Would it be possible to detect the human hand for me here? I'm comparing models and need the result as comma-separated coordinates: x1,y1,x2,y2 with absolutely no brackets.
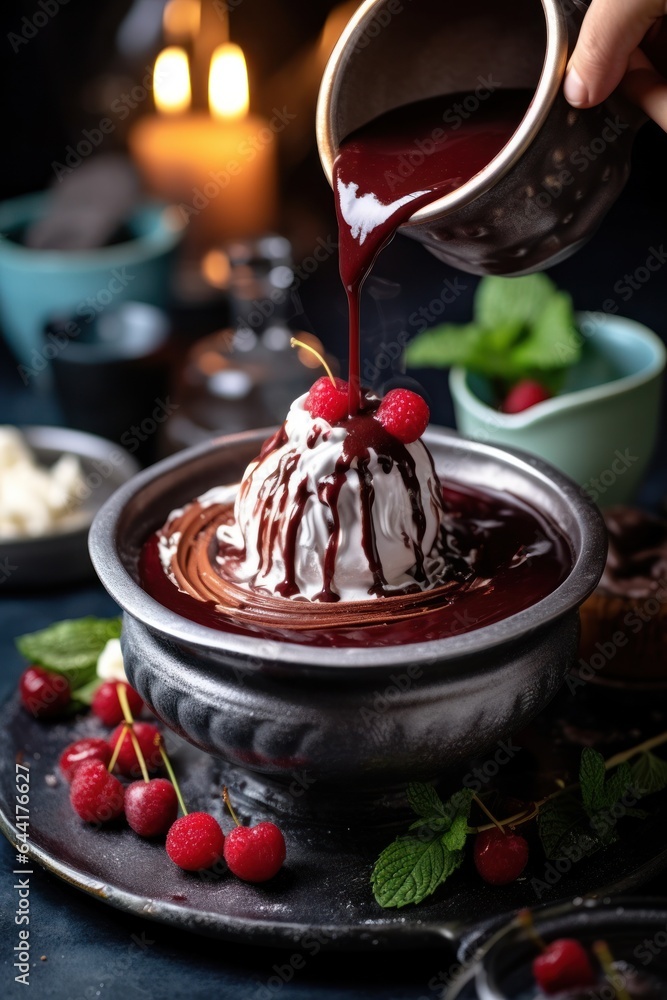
564,0,667,129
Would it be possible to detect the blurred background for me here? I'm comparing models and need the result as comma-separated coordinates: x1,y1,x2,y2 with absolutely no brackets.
0,0,665,500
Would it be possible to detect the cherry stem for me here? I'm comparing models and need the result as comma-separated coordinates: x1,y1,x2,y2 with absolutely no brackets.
107,725,127,774
472,793,505,834
222,786,241,826
158,742,188,817
290,337,336,388
517,909,547,953
115,683,150,783
470,728,667,834
593,940,631,1000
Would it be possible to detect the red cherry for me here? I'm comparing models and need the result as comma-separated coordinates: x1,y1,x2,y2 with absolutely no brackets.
305,376,349,424
502,379,552,414
125,779,178,837
533,938,597,995
166,813,226,871
19,666,71,719
109,722,162,778
92,681,144,726
224,822,286,883
376,389,430,443
473,827,529,885
69,760,125,823
59,738,112,782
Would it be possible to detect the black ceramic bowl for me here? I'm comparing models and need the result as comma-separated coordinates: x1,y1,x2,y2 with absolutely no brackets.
89,427,605,823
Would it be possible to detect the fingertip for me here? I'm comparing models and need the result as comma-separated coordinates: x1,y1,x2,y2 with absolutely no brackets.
564,65,590,108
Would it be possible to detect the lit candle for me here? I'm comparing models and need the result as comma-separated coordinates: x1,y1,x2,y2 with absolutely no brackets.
129,41,277,246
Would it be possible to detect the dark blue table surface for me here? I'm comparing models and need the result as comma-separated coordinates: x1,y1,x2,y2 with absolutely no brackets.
1,122,667,999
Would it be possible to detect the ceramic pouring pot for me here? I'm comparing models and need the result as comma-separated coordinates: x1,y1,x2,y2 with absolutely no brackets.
316,0,644,276
89,428,605,825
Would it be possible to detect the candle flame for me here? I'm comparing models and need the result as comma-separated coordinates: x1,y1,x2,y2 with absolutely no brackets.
209,43,249,121
154,46,191,114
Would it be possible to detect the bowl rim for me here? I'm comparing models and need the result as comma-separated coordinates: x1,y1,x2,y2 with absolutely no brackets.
89,425,606,671
0,193,184,270
316,0,566,225
449,312,667,429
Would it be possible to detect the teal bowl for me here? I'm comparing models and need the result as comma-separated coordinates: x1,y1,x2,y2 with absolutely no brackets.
0,193,183,370
449,313,666,507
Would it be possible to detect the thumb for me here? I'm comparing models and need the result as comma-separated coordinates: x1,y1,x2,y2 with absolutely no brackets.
564,0,664,107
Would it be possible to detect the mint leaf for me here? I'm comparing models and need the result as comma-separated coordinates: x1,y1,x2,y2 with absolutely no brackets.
474,274,557,330
579,748,607,815
631,752,667,797
601,761,634,808
407,782,447,819
441,812,470,852
405,322,485,369
538,794,602,861
511,293,581,373
16,617,122,689
371,835,463,908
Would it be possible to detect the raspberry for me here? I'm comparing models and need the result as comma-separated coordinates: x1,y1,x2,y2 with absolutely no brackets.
92,681,144,726
69,760,125,823
473,827,529,885
376,389,430,443
166,813,225,871
59,738,112,782
125,779,178,838
223,822,286,883
502,379,552,413
305,377,349,423
19,666,71,719
109,722,162,778
533,939,597,995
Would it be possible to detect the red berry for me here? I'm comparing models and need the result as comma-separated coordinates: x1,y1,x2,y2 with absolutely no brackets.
59,738,112,782
19,666,71,719
109,722,162,778
224,822,286,882
533,938,597,995
305,376,349,424
502,379,552,414
125,779,178,837
473,827,529,885
166,813,225,871
376,389,430,443
92,681,144,726
69,760,125,823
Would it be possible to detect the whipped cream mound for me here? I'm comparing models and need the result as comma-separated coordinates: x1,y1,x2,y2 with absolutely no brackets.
217,392,446,602
0,426,86,539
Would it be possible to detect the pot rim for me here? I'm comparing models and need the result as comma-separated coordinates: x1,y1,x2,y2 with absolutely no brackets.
316,0,568,226
89,426,606,671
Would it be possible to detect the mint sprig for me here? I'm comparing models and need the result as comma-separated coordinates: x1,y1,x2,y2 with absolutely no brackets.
372,733,667,909
16,616,122,691
371,785,473,908
404,273,582,386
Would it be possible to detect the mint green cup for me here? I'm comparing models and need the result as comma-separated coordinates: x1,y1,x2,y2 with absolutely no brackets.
449,313,665,507
0,193,183,370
